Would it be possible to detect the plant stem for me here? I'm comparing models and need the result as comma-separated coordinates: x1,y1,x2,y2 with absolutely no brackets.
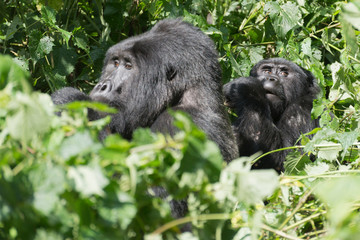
150,213,232,235
261,224,302,240
282,212,324,232
279,189,314,230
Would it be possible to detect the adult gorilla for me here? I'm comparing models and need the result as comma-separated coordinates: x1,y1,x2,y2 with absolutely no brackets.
52,19,238,163
223,58,320,173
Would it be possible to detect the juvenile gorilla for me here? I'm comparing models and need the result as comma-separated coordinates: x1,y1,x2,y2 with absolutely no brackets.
223,58,320,173
52,19,238,162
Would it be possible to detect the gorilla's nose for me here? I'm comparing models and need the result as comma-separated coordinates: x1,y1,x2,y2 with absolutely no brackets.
267,76,278,82
95,81,112,93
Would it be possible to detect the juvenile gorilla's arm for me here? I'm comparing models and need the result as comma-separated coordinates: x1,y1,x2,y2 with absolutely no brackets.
223,77,285,170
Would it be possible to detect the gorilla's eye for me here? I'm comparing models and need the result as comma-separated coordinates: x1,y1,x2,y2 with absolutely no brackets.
114,59,120,68
280,71,288,77
125,62,133,70
264,70,272,74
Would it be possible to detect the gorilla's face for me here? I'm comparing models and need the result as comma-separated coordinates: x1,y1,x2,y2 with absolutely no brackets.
251,58,312,118
90,46,139,107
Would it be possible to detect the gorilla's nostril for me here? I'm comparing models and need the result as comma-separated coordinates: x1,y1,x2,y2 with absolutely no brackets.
101,84,107,91
116,87,122,95
98,81,112,92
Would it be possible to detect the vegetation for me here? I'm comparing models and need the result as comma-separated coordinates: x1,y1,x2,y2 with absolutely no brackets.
1,0,360,239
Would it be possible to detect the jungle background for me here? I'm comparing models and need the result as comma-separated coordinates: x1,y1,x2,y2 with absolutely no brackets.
1,0,360,239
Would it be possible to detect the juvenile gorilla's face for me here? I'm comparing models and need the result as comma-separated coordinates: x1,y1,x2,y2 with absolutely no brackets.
250,59,311,118
90,46,139,106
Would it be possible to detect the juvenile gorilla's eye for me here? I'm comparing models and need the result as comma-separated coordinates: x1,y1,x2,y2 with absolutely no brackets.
280,71,288,77
264,70,272,74
125,62,133,70
114,59,120,68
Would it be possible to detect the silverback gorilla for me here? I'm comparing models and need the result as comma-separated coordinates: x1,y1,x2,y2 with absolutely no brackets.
51,19,238,219
223,58,320,173
52,19,238,162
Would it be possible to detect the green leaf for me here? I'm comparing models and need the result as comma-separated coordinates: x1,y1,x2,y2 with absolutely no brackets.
5,16,22,41
99,192,136,229
340,16,359,56
73,30,90,52
28,33,54,62
53,46,78,76
57,27,72,45
180,138,222,184
38,0,63,11
284,151,312,175
264,2,303,38
249,47,264,65
338,131,359,158
173,111,223,184
65,101,118,114
41,6,56,27
301,37,312,57
28,30,42,61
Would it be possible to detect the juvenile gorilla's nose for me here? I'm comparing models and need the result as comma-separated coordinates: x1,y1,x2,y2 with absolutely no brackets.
268,76,278,82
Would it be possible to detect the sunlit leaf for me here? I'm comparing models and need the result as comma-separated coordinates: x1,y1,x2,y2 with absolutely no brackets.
342,2,360,30
68,163,109,196
29,163,66,214
59,131,101,159
214,158,279,205
0,55,31,92
315,176,360,225
34,229,62,240
317,141,342,161
6,92,53,142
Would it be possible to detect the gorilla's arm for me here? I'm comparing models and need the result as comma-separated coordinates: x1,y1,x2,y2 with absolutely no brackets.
277,95,318,144
51,87,104,122
223,77,286,171
51,87,90,105
151,87,238,163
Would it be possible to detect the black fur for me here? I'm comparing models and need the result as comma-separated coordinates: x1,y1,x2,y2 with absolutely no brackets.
223,58,320,173
52,19,238,220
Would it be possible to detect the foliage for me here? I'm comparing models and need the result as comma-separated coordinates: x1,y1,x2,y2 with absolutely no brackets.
1,0,360,239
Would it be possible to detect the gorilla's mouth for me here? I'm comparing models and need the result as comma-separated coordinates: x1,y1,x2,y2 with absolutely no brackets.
224,99,230,106
224,98,234,108
265,90,280,101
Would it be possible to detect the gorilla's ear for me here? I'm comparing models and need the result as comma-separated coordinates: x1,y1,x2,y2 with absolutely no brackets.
166,65,177,81
300,66,316,85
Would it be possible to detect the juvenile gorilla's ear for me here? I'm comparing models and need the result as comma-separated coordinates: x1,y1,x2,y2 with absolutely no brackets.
300,66,316,85
166,65,177,81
